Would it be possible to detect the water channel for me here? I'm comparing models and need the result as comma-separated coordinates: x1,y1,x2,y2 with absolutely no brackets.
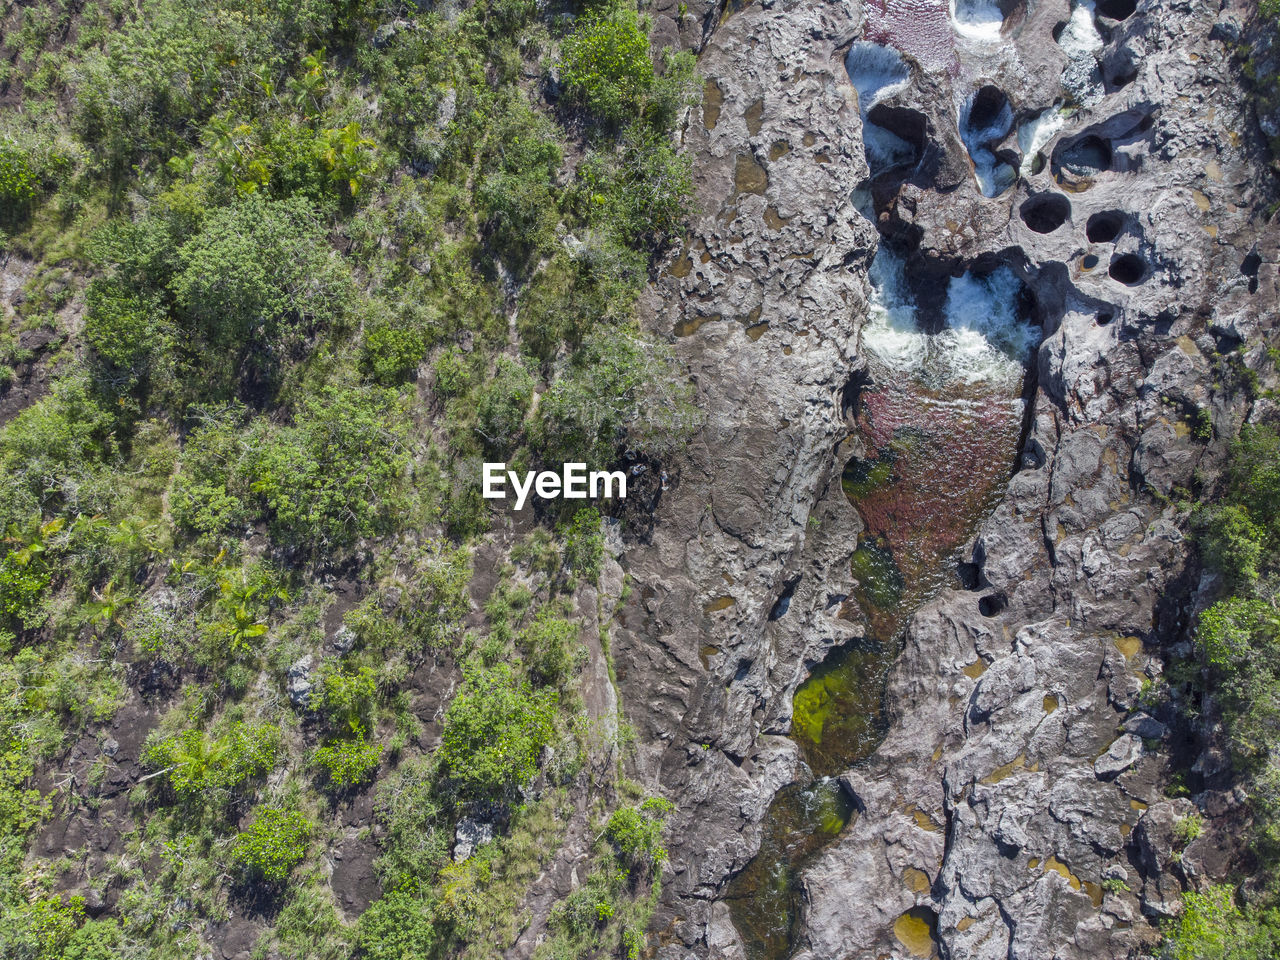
724,248,1039,959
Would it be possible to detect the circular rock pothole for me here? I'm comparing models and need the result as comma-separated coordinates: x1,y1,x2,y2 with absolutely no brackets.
979,593,1007,617
1096,0,1137,20
1019,193,1071,233
1108,253,1146,285
1086,210,1125,243
966,86,1011,136
1054,135,1112,182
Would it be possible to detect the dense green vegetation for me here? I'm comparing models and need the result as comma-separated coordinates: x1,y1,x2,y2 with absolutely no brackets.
0,0,697,955
1164,422,1280,957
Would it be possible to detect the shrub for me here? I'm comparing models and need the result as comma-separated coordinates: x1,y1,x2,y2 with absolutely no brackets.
249,384,410,549
0,144,38,207
562,507,605,582
313,731,382,789
646,48,700,132
313,662,377,728
558,6,655,128
169,406,256,539
1164,885,1280,960
535,330,699,467
143,721,279,797
356,886,439,960
229,805,312,882
578,131,695,249
434,348,473,398
518,608,586,689
475,97,563,266
474,356,535,455
516,244,646,360
83,281,173,391
61,919,123,960
363,319,426,385
549,875,616,936
604,796,673,874
1174,812,1204,846
373,757,452,885
436,662,558,799
345,541,471,652
169,195,350,387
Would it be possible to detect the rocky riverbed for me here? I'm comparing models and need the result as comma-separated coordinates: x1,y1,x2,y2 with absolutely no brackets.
612,0,1280,957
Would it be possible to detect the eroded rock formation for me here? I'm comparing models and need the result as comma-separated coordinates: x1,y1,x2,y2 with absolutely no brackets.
616,0,1280,957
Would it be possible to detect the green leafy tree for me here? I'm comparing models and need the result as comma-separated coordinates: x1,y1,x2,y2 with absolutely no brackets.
436,662,558,799
0,377,116,526
0,893,86,959
558,6,655,128
1196,426,1280,588
230,805,312,883
60,919,123,960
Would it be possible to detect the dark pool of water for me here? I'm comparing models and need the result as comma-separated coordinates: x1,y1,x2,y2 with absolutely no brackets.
722,779,856,960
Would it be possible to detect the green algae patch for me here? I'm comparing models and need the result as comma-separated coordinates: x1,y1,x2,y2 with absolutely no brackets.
841,454,893,501
789,642,890,777
894,907,939,957
849,537,904,613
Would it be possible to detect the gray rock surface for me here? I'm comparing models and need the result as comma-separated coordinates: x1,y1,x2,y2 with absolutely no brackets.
598,0,1277,957
286,654,314,708
453,816,495,863
611,0,874,944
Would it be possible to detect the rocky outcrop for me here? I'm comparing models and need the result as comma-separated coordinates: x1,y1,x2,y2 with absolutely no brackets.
610,0,874,944
611,0,1279,958
797,0,1279,958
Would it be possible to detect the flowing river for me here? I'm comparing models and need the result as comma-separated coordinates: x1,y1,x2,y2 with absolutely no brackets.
724,248,1039,959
